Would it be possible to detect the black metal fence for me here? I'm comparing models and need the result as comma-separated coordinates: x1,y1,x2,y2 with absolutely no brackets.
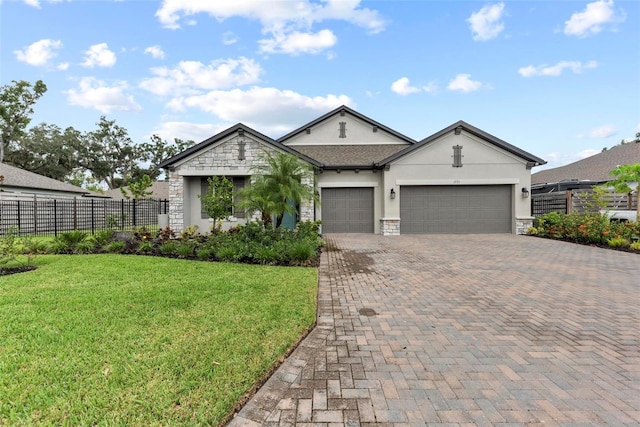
0,197,168,237
531,192,568,216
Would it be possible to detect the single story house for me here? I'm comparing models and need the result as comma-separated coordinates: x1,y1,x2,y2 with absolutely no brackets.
0,162,105,198
104,181,169,200
532,139,640,192
159,106,546,235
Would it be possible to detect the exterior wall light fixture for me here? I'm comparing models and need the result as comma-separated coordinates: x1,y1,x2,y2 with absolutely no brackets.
390,188,396,199
521,187,530,198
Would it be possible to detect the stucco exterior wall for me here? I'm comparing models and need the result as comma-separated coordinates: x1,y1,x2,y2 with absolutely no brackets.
284,113,409,146
316,170,383,234
383,131,533,233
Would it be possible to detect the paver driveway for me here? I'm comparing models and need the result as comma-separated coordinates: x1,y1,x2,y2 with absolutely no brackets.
229,234,640,426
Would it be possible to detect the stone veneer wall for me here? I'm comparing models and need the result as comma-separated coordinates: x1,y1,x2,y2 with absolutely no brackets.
168,172,184,231
380,218,400,236
300,175,315,222
167,135,318,231
515,217,533,235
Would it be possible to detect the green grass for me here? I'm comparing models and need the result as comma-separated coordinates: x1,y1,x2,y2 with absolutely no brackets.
0,255,317,426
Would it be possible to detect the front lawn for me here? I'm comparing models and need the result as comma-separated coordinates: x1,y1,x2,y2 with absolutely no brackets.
0,255,317,426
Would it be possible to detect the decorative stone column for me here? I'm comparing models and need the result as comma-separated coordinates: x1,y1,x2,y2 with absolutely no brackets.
168,172,184,232
516,217,534,235
380,218,401,236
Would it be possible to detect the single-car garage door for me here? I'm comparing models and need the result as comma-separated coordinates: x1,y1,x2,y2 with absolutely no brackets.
322,187,374,233
400,185,512,234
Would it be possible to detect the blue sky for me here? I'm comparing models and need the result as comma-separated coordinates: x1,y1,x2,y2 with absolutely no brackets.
1,0,639,171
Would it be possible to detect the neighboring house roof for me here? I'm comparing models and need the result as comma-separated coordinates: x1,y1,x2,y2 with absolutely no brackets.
158,123,322,169
381,120,547,166
0,162,91,196
104,181,169,200
531,140,640,184
277,105,417,146
292,144,408,167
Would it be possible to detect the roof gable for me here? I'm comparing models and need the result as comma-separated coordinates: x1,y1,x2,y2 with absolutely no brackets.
277,105,417,146
380,120,546,166
158,123,321,169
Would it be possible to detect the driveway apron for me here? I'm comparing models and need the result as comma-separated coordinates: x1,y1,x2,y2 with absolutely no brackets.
228,234,640,426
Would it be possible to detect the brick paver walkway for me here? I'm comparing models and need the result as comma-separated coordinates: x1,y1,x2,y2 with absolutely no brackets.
228,234,640,426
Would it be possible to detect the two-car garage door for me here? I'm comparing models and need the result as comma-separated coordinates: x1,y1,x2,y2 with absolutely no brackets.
321,185,512,234
400,185,512,234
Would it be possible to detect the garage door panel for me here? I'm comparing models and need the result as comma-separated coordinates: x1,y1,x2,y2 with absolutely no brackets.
322,188,374,233
400,185,511,234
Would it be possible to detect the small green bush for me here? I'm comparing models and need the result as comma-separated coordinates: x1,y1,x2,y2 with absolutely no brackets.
196,248,213,260
53,230,89,253
526,226,538,236
76,240,96,254
630,240,640,251
179,225,199,240
286,240,317,264
138,241,154,254
253,245,281,264
607,237,630,248
177,242,195,258
159,241,178,255
91,230,113,248
105,241,126,253
0,227,20,265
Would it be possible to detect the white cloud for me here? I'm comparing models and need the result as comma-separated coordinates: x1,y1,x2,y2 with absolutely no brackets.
577,148,601,159
144,45,165,59
57,62,69,71
447,74,486,93
542,149,600,168
82,43,116,68
259,29,337,55
20,0,65,7
391,77,420,96
222,31,238,45
155,0,386,55
564,0,623,37
467,2,505,41
391,77,437,96
14,39,62,67
139,57,262,96
574,123,617,143
586,124,617,138
518,60,598,77
166,86,353,136
150,121,223,143
65,77,141,114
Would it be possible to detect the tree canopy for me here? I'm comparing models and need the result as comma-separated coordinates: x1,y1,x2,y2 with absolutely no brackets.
0,79,47,163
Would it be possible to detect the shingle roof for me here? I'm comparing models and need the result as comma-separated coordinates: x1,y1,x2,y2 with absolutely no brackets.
104,181,169,200
0,162,89,195
291,145,408,167
531,141,640,184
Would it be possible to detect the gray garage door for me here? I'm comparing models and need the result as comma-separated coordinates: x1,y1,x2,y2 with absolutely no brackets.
321,188,374,233
400,185,512,234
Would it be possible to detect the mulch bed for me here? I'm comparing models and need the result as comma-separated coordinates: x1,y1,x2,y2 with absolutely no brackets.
529,235,640,254
0,265,37,276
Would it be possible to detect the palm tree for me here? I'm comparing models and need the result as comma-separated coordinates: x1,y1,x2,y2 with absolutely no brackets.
238,151,318,228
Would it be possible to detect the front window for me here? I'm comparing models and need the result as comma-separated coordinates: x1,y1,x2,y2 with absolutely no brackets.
200,176,246,219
